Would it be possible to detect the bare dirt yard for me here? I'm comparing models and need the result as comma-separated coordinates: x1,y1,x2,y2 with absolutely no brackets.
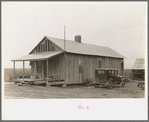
4,82,144,99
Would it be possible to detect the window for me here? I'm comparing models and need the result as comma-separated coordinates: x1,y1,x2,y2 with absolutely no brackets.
111,71,115,75
98,61,101,68
79,59,82,65
109,71,111,74
102,71,104,74
78,58,83,73
98,71,102,74
98,71,104,74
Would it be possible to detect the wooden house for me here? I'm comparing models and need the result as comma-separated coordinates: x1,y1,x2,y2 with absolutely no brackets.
12,35,125,86
132,58,145,81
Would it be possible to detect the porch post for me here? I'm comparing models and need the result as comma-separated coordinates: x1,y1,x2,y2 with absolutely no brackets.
34,61,35,78
46,59,49,85
13,61,15,82
42,61,44,79
23,61,25,82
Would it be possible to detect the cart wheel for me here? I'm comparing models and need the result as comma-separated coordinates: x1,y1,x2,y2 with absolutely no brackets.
95,84,99,88
108,81,113,89
122,82,125,87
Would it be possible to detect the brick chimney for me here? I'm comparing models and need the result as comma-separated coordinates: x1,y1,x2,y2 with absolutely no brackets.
75,35,81,43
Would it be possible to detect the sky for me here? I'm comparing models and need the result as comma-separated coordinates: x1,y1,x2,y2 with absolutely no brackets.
2,2,147,69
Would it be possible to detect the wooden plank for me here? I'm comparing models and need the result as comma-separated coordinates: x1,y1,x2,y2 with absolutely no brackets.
35,61,37,76
46,59,49,83
90,57,93,78
51,58,54,76
67,54,70,84
50,59,52,76
73,54,75,84
83,55,86,82
71,55,73,83
47,40,49,51
13,61,15,82
31,61,34,75
74,55,77,84
68,54,71,83
23,61,25,82
59,54,61,78
42,61,44,78
64,52,68,84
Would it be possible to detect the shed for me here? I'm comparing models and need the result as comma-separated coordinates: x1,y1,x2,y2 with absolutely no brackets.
132,58,145,81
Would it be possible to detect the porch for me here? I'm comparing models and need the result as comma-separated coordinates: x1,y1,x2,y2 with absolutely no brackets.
11,51,66,87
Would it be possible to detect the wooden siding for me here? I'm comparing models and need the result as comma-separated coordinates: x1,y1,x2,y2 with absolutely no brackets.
30,52,124,84
66,53,124,84
48,53,65,79
31,38,63,54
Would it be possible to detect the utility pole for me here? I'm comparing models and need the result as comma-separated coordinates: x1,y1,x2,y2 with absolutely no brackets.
63,25,67,87
64,25,66,51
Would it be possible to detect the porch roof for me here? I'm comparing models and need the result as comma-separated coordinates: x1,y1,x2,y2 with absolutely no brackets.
11,51,64,61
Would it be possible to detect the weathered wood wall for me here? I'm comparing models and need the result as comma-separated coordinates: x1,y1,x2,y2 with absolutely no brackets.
48,54,65,79
30,53,124,84
31,38,62,54
30,54,65,79
66,53,124,84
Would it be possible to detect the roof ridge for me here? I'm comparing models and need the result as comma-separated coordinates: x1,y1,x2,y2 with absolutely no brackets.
31,35,125,58
46,35,108,48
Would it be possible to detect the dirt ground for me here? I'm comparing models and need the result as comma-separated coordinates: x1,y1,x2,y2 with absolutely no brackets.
4,82,145,99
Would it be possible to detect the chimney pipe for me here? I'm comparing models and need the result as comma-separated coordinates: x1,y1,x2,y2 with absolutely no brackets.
75,35,81,43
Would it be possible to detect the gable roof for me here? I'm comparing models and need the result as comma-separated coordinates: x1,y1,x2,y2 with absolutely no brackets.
30,36,125,58
132,58,145,69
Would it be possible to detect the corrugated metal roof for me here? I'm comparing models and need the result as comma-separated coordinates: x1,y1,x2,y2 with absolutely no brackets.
11,51,64,61
132,58,145,69
46,36,125,58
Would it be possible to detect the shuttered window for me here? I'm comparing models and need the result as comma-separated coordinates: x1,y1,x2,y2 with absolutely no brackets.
79,58,83,73
98,61,101,68
79,66,83,73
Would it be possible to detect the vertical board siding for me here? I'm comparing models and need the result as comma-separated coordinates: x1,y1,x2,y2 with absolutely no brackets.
66,53,124,84
75,55,78,83
31,39,63,54
31,52,124,84
47,54,65,78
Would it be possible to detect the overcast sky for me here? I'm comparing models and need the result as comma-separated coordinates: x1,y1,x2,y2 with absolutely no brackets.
2,2,147,69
